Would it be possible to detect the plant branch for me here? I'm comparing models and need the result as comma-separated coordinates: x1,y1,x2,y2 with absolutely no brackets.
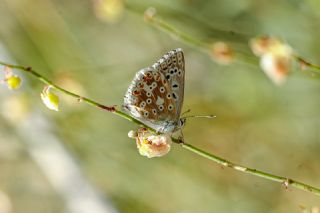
182,143,320,196
146,14,320,72
293,55,320,71
1,60,320,198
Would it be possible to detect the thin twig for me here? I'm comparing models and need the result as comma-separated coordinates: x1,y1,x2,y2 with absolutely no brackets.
1,60,320,197
182,143,320,196
146,14,320,72
293,55,320,72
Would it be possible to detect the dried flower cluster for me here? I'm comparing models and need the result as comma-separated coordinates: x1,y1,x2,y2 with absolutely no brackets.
128,128,172,158
250,36,293,85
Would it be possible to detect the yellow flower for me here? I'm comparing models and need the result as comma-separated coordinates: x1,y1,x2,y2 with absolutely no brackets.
6,75,22,90
40,86,59,111
128,128,172,158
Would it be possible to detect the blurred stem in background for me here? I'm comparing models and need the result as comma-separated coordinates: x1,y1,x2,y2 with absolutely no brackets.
140,7,320,73
1,60,320,198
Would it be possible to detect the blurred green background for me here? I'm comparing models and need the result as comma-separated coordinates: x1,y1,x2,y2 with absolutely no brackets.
0,0,320,212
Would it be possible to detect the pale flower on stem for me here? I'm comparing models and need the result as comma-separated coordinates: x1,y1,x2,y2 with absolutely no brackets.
2,66,22,90
250,36,293,85
211,42,234,65
249,36,282,57
128,128,172,158
40,86,60,111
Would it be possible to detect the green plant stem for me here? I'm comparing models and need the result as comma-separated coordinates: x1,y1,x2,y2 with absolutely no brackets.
147,15,320,72
182,143,320,196
149,17,210,49
1,60,320,198
293,55,320,72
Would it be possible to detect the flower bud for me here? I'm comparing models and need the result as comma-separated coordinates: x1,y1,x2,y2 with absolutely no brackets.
211,42,234,65
250,36,293,85
144,7,157,22
249,36,282,57
260,53,291,85
40,86,59,111
6,75,22,90
129,128,172,158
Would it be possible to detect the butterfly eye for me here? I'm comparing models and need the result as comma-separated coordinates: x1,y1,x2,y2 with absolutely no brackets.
146,92,152,97
172,55,177,63
153,72,159,80
146,98,152,104
160,62,167,69
146,72,153,79
158,105,164,111
133,89,140,96
172,84,178,88
140,101,146,108
169,69,174,75
159,87,165,93
174,68,178,73
138,82,144,88
151,82,157,88
152,109,157,115
168,104,174,111
167,58,172,65
166,93,171,99
172,92,178,100
143,111,149,117
165,74,171,80
177,70,182,76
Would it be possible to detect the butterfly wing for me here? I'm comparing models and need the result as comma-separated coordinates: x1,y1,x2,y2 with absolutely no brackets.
123,48,185,133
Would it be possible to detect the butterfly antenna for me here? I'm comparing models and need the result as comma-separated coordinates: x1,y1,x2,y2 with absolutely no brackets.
182,115,216,120
181,109,191,116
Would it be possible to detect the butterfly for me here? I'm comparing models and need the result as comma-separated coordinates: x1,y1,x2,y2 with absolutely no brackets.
123,48,186,134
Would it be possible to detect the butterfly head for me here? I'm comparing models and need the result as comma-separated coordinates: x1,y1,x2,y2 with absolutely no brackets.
160,117,186,133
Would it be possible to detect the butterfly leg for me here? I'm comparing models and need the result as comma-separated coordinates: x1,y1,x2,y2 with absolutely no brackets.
177,129,185,144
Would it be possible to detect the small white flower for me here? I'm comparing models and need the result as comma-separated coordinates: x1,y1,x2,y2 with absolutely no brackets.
249,36,282,57
128,128,172,158
250,36,293,85
260,53,291,85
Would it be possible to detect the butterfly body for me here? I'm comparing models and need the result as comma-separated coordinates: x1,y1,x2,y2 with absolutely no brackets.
123,48,185,133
